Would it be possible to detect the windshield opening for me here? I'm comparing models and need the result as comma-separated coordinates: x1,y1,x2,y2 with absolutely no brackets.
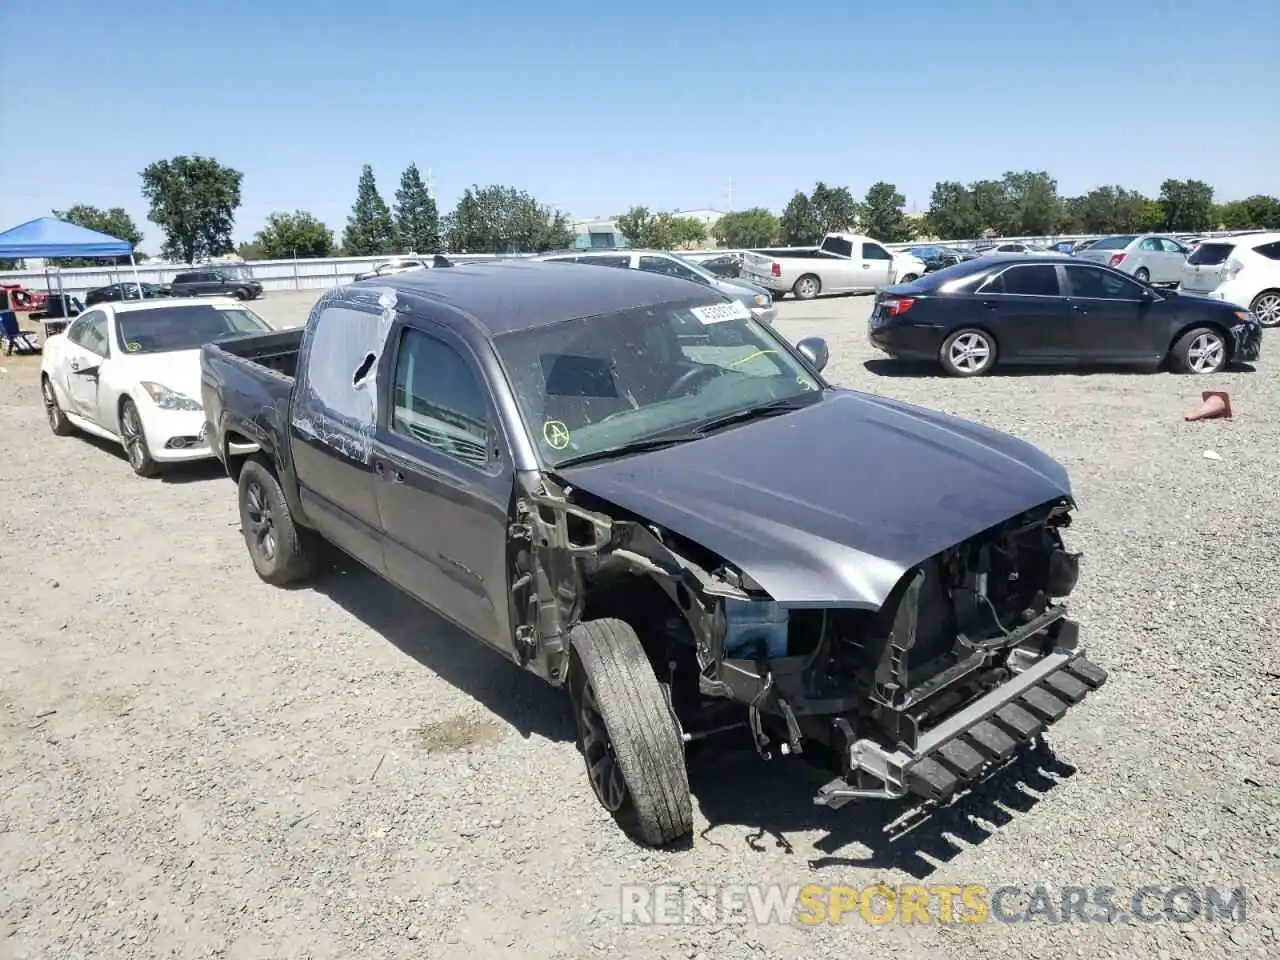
1089,235,1136,250
115,304,271,354
492,294,824,467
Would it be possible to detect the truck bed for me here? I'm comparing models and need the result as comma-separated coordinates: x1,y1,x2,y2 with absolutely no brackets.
200,328,303,465
212,327,303,378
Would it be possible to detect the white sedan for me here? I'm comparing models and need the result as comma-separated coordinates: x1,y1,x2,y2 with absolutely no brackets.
40,297,270,476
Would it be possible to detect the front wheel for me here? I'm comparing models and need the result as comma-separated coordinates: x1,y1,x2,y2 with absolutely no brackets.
42,376,75,436
568,618,693,847
237,458,318,585
1171,327,1227,374
940,328,997,377
1249,290,1280,327
119,398,160,477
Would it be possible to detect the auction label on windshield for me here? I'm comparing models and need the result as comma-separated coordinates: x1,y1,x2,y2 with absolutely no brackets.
690,300,752,324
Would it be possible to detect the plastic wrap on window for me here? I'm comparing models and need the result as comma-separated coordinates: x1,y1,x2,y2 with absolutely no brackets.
291,287,398,463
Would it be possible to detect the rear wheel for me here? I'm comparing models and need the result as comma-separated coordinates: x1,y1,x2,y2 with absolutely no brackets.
792,274,821,300
1250,290,1280,327
119,398,160,477
42,376,74,436
237,458,318,585
568,618,693,847
1171,327,1227,374
940,328,997,377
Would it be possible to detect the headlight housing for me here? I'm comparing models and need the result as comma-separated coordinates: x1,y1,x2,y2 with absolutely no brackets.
753,294,770,308
140,381,202,411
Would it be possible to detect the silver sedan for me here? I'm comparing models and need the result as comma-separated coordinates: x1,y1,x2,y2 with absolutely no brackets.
1072,234,1190,285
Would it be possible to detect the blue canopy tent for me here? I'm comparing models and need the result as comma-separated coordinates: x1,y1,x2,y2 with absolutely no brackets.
0,217,141,338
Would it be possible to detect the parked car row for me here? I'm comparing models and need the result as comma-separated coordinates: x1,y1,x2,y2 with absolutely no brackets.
39,260,1112,848
83,266,264,306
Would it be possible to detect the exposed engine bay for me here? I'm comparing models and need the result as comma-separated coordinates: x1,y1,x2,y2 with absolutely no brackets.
514,474,1108,806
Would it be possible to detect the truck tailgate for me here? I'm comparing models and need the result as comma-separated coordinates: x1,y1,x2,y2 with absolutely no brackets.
200,331,300,465
741,251,777,286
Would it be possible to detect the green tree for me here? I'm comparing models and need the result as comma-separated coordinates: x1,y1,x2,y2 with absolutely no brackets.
712,208,780,248
668,216,707,249
860,182,914,242
444,185,570,253
51,204,144,265
1157,179,1214,232
342,165,396,257
140,155,243,264
251,211,334,260
779,192,820,245
1001,170,1060,236
1070,186,1150,234
616,207,673,248
393,163,440,253
969,179,1013,236
924,181,983,240
1214,195,1280,230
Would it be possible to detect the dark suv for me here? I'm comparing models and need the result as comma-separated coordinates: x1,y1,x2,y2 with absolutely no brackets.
169,268,263,300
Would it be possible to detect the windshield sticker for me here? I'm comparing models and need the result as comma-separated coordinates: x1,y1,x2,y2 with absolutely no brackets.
543,420,571,450
125,341,141,353
690,300,751,325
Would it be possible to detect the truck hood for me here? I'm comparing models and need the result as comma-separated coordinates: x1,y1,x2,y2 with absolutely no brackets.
556,390,1072,608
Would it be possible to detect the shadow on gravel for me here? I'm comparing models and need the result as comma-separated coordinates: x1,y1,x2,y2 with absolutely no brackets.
689,737,1078,879
71,433,232,484
310,559,575,744
863,358,1259,379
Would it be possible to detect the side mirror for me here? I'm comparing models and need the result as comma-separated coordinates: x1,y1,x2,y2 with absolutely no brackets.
796,336,830,372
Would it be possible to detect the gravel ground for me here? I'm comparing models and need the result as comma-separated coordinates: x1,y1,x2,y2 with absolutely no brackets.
2,289,1278,960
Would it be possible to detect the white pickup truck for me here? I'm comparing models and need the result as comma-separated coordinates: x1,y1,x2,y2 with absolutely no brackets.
742,233,925,300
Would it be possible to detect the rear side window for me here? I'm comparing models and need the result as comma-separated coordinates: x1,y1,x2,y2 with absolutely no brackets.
981,264,1061,296
172,273,196,284
862,243,892,260
1251,241,1280,261
1187,243,1235,266
821,236,854,257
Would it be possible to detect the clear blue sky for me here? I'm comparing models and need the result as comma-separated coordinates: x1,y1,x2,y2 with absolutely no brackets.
2,0,1275,249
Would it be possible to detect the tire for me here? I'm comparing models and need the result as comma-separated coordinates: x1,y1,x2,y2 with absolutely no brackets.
1170,326,1228,374
1134,268,1150,283
1249,289,1280,328
119,397,161,477
235,287,251,300
42,376,75,436
568,618,693,847
792,274,821,300
940,327,998,377
237,458,317,585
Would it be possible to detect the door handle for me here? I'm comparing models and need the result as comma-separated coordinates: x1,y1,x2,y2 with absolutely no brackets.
981,301,999,309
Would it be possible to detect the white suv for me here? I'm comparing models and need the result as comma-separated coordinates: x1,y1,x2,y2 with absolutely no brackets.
1178,232,1280,327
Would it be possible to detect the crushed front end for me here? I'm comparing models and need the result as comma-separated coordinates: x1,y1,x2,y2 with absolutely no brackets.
697,495,1108,807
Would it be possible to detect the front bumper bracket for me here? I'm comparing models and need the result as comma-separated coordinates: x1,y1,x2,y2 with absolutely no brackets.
814,649,1107,808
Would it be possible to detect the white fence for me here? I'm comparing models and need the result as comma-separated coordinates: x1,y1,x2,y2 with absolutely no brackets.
1,230,1260,300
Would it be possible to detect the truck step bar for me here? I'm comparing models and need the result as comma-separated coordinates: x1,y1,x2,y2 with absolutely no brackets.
814,651,1107,808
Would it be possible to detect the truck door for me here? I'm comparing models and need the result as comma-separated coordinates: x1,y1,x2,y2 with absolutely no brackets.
860,242,896,290
288,295,389,575
371,320,517,654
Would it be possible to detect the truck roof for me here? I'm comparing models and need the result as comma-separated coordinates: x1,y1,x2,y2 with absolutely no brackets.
367,259,721,336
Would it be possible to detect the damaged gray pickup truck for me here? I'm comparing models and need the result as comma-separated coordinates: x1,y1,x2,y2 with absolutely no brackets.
199,260,1107,847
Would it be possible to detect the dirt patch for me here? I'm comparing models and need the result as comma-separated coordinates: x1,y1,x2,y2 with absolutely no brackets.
414,714,505,754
